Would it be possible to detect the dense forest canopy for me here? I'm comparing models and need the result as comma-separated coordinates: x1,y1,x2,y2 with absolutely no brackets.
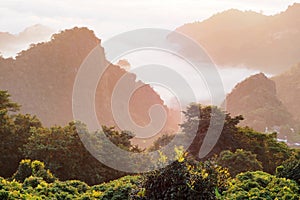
0,89,299,199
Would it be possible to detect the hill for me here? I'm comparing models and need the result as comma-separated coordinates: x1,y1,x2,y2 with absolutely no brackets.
272,63,300,123
225,73,294,132
0,27,180,147
173,3,300,74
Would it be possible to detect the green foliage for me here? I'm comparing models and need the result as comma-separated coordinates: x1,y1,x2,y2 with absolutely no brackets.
142,156,230,200
0,173,141,200
180,104,243,158
222,171,300,200
148,134,175,152
102,126,141,152
0,90,19,113
12,159,56,183
91,175,142,200
0,90,299,199
23,176,44,188
0,90,42,177
276,153,300,184
217,149,263,177
22,122,141,185
179,103,293,175
236,127,293,174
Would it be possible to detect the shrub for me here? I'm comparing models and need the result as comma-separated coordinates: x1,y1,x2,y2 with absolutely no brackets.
12,159,56,183
23,176,44,189
142,157,230,200
0,189,9,199
222,171,299,199
216,149,263,177
91,175,142,200
276,155,300,185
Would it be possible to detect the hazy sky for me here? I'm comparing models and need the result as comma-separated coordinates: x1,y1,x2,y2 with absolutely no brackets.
1,0,300,39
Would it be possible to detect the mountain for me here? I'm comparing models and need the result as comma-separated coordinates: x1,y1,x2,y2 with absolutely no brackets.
0,24,54,58
0,27,180,147
173,3,300,74
225,73,294,132
272,63,300,123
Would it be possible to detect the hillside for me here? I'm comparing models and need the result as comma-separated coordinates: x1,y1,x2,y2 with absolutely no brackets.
272,63,300,123
0,27,180,146
225,73,294,132
173,3,300,74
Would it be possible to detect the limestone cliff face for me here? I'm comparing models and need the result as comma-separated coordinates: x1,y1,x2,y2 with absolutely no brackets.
225,73,293,132
0,27,180,147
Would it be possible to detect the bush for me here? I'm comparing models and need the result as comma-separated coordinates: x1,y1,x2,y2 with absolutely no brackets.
222,171,299,200
276,155,300,185
91,175,142,200
236,127,293,174
1,162,141,200
142,157,230,200
23,176,44,188
216,149,263,177
0,189,9,199
12,159,56,183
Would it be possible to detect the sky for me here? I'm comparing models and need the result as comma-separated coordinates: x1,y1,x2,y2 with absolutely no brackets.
1,0,300,40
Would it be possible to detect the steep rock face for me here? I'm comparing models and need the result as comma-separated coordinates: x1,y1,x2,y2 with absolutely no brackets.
0,27,180,147
225,73,293,132
0,27,101,126
173,3,300,74
272,63,300,123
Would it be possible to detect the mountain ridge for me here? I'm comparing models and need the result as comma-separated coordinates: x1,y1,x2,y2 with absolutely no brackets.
0,27,180,147
174,3,300,74
225,72,295,133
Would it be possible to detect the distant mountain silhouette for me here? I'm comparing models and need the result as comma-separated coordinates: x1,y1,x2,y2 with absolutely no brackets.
0,24,54,58
225,73,294,132
272,63,300,123
0,27,180,147
173,3,300,74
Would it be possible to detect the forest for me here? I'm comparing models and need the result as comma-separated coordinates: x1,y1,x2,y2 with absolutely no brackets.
0,90,299,199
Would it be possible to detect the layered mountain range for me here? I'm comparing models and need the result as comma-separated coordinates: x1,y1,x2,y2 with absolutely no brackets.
1,4,299,146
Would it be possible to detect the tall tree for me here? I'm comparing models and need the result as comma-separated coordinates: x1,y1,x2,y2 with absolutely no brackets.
0,90,41,177
180,104,243,159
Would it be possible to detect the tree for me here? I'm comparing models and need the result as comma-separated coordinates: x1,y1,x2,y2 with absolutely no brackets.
23,122,141,185
11,159,56,183
147,134,175,152
180,104,293,174
180,104,243,159
0,90,19,112
276,151,300,184
102,125,141,152
235,127,293,174
0,90,42,177
142,154,230,200
216,149,262,177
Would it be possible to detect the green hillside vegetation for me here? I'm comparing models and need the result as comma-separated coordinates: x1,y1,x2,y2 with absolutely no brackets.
0,90,299,199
